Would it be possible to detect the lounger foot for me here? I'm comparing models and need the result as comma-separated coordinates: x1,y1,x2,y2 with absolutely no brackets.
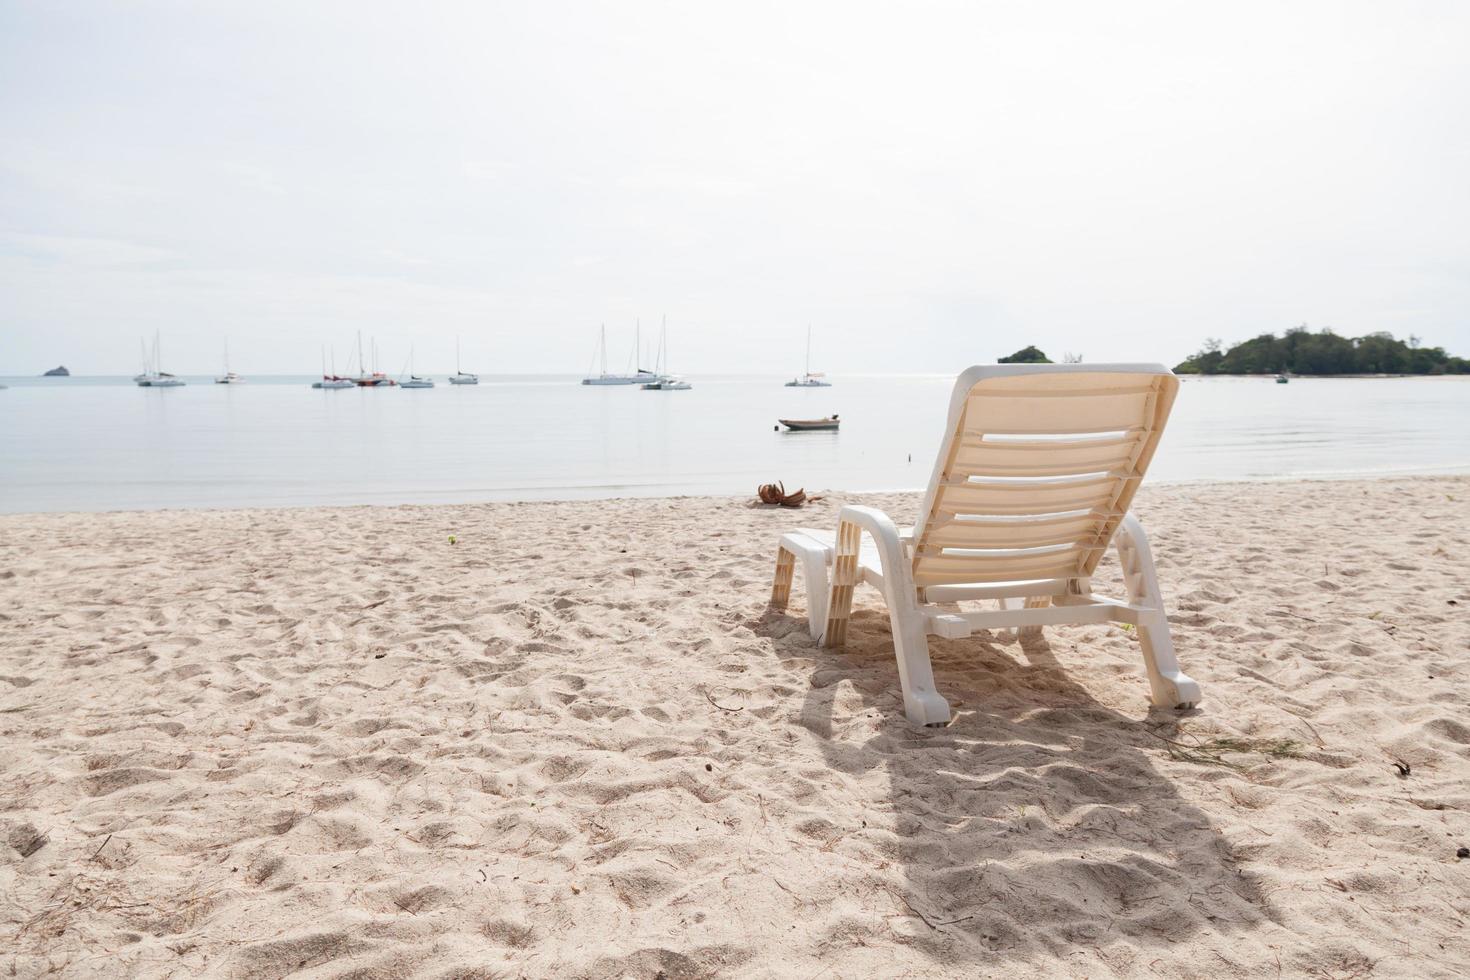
1153,672,1201,710
904,689,952,727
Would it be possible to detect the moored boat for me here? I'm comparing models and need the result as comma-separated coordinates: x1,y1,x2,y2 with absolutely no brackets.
449,337,478,384
352,332,397,386
399,346,435,387
640,320,692,390
778,415,840,431
785,326,831,387
582,323,660,385
312,347,355,387
136,332,185,386
214,340,244,383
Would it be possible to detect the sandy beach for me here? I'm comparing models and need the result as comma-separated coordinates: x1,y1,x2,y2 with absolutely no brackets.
2,476,1467,978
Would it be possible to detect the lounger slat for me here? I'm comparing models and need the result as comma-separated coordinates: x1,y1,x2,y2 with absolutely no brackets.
962,422,1150,437
922,578,1079,602
913,562,1087,587
967,384,1158,399
940,474,1127,493
961,434,1139,451
966,371,1159,389
960,390,1154,433
916,547,1090,567
923,518,1108,549
952,441,1140,477
934,481,1116,513
952,467,1134,484
928,510,1113,531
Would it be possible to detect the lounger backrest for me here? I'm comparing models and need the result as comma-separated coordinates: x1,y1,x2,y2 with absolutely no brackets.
910,364,1178,591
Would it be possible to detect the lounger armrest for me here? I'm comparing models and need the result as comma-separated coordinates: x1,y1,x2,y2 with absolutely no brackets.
836,506,913,596
837,504,901,546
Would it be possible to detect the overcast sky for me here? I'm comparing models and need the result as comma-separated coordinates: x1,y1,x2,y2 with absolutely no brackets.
2,1,1467,375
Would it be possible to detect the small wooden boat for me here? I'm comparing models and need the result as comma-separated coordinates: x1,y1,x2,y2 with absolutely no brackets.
778,414,839,431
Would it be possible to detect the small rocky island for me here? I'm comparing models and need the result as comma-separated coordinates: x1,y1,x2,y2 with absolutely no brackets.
42,365,70,377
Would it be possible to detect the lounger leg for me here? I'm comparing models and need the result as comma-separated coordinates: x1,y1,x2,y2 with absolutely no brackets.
1137,611,1200,709
997,596,1018,639
773,537,832,641
1019,595,1051,641
1116,515,1201,709
822,521,861,648
827,508,951,727
771,547,795,609
797,547,831,642
889,608,951,726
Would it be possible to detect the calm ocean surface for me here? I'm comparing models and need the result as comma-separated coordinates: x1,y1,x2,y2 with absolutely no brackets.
1,374,1467,513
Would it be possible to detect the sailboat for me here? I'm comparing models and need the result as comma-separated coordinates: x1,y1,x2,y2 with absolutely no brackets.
312,346,355,388
581,323,660,385
132,338,151,384
449,337,478,385
400,346,435,388
214,339,243,384
352,332,396,386
785,326,831,387
135,331,185,387
642,319,691,389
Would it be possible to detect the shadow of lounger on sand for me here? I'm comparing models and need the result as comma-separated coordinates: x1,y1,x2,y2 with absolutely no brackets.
758,603,1277,968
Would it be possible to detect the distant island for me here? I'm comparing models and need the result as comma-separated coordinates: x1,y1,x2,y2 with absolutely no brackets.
998,345,1051,363
42,365,70,377
1175,328,1469,376
997,347,1085,364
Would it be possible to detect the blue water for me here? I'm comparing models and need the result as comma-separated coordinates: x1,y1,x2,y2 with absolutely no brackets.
1,374,1466,513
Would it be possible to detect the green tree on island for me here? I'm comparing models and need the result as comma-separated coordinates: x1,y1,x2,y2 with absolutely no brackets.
999,346,1052,363
1175,327,1468,376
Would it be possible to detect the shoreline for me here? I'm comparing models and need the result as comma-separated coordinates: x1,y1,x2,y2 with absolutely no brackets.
3,476,1468,975
4,469,1470,519
6,371,1470,383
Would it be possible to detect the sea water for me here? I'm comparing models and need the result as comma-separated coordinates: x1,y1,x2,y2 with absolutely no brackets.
0,374,1466,513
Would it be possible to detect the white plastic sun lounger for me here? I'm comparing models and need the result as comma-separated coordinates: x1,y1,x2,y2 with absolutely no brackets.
770,363,1200,726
